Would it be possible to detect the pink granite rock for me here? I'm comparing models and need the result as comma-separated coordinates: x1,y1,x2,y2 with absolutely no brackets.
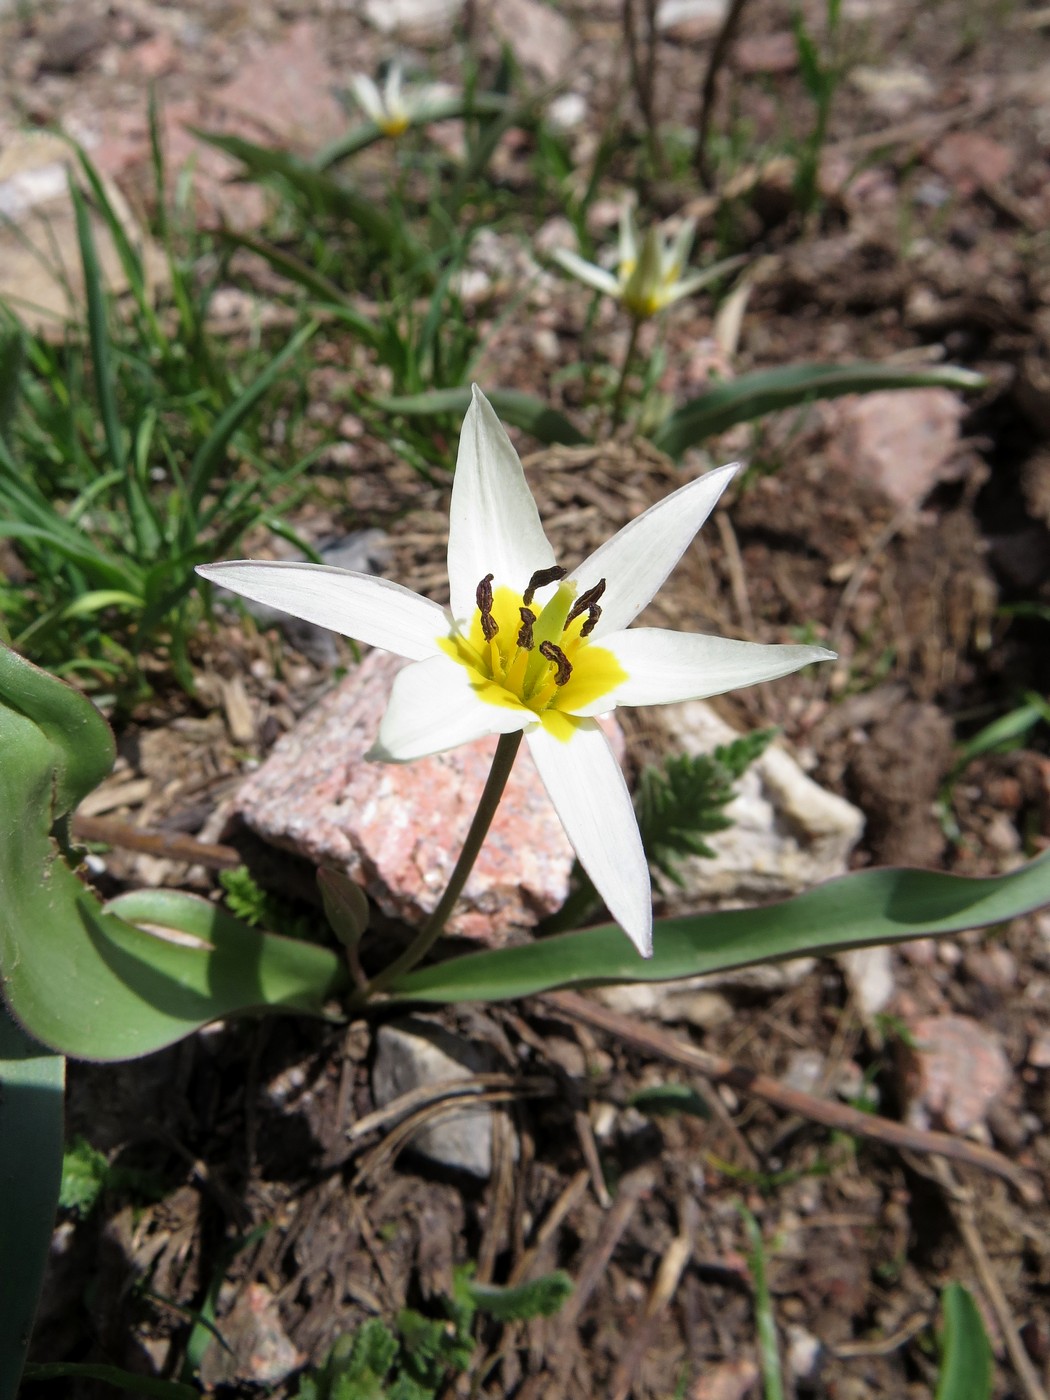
233,650,624,943
823,388,966,509
902,1014,1011,1135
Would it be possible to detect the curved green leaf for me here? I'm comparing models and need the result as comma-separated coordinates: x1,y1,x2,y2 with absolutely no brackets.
386,854,1050,1003
936,1283,992,1400
192,130,420,260
0,643,348,1061
0,1010,64,1400
650,362,986,459
375,387,590,447
21,1364,198,1399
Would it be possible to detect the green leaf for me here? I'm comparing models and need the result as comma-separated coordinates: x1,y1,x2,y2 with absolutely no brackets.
186,320,316,512
0,323,23,445
740,1205,784,1400
936,1283,993,1400
637,732,775,884
20,1363,198,1399
466,1271,573,1321
0,641,348,1060
193,131,420,259
0,1009,64,1400
216,231,381,343
629,1082,712,1120
59,1135,110,1217
650,363,986,459
375,387,589,447
386,853,1050,1003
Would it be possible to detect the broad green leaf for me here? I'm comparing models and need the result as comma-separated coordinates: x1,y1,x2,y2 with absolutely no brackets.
0,1010,64,1400
375,387,590,447
386,854,1050,1002
936,1283,993,1400
0,642,348,1060
650,362,986,459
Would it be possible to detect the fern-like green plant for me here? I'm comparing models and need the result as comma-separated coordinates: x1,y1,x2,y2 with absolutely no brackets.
636,730,776,885
290,1267,573,1400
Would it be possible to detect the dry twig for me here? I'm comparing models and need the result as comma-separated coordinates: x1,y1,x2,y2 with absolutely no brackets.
542,991,1040,1201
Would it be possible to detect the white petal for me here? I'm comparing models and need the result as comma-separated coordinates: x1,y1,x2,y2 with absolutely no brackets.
368,654,531,761
350,74,384,124
619,204,639,269
569,462,738,636
383,64,404,116
668,254,747,303
196,561,447,661
526,719,652,957
569,628,837,714
447,385,556,620
665,218,696,280
551,249,621,298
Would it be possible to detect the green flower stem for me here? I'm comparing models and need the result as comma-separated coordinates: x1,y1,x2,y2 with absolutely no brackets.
611,315,643,428
359,730,524,1000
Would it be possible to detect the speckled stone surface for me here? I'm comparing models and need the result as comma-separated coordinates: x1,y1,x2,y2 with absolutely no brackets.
232,649,623,943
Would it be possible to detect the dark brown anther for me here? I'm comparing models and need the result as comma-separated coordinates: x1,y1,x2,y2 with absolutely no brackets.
517,607,536,649
523,564,567,607
566,578,606,637
538,640,573,686
476,573,498,642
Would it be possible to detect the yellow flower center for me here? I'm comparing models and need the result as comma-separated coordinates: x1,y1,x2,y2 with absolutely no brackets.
380,113,411,137
438,571,628,742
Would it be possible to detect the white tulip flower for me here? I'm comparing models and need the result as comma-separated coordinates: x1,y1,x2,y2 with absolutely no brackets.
198,388,833,957
554,206,741,320
348,64,442,138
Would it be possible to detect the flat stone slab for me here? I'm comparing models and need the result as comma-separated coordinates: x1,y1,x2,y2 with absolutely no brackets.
233,649,608,942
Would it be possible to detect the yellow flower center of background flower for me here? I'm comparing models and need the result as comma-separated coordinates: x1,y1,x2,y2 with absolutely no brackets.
439,581,627,740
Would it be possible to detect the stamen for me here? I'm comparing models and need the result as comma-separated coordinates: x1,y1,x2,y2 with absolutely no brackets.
523,565,566,607
565,578,606,637
517,607,536,649
538,640,573,686
476,573,498,642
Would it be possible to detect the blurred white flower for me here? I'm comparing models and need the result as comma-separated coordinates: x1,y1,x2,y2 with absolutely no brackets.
349,64,444,137
554,205,741,320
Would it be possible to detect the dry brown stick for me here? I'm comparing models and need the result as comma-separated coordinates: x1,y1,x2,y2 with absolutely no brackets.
715,509,755,636
72,814,242,869
609,1197,698,1400
558,1166,654,1336
347,1072,556,1141
931,1158,1049,1400
542,991,1040,1201
694,0,752,186
507,1169,591,1289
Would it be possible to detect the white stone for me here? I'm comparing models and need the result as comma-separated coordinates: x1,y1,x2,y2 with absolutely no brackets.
647,699,864,907
372,1018,506,1177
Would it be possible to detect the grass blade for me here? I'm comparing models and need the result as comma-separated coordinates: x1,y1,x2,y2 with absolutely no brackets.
186,320,316,513
70,180,126,475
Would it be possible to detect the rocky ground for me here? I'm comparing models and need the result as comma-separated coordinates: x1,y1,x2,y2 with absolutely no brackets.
3,0,1050,1396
